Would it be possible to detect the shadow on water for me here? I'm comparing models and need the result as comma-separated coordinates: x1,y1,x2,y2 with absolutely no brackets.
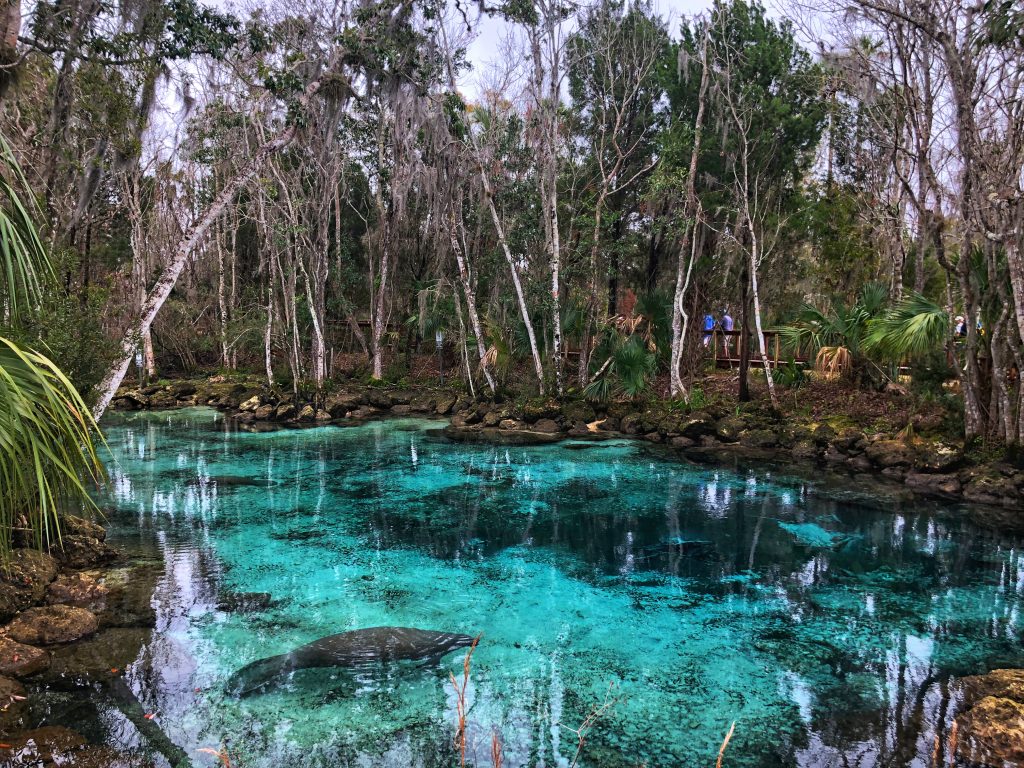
54,407,1024,767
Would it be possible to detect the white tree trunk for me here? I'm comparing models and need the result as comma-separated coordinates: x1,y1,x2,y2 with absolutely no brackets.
449,208,496,394
748,230,777,408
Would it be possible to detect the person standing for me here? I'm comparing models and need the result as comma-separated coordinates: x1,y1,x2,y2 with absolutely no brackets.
702,313,715,347
720,309,734,358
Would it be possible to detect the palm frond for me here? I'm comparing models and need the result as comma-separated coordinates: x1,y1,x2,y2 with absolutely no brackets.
865,292,948,359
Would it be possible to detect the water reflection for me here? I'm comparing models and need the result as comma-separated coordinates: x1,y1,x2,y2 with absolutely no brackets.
72,408,1024,767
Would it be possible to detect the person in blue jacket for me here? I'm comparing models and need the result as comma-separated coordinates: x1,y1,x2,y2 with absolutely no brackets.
702,313,715,347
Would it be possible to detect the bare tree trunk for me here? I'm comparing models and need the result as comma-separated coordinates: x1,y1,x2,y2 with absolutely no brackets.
92,118,303,419
748,228,777,407
669,28,711,399
449,207,496,394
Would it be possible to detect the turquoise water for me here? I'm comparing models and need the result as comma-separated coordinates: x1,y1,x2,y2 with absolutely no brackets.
94,407,1024,767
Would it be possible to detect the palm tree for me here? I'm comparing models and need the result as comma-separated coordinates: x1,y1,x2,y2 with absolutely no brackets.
0,134,104,555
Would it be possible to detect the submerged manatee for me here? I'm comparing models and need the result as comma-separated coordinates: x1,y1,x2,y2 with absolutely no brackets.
226,626,475,696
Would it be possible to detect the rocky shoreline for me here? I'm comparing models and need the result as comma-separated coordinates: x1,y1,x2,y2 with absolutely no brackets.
112,376,1024,512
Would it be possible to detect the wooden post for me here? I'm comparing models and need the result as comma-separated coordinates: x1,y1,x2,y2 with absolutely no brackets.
773,333,780,367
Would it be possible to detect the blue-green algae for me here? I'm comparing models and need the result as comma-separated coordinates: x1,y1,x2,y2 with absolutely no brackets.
83,407,1024,767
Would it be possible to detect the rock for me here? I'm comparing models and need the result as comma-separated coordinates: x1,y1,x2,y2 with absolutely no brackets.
812,424,837,445
409,394,436,413
168,381,197,397
963,473,1020,506
533,418,561,434
147,390,178,408
6,605,98,646
442,425,562,446
522,399,561,423
957,669,1024,710
326,392,361,417
46,573,108,610
97,563,160,629
348,406,382,420
61,516,105,542
0,550,58,623
620,413,643,435
916,442,962,472
274,403,296,421
679,414,716,439
52,535,117,569
881,466,906,480
216,591,272,613
847,455,874,472
391,404,412,416
956,696,1024,767
482,408,508,427
297,404,316,421
670,436,696,449
239,395,261,412
738,429,777,449
905,472,962,496
43,627,150,685
366,390,393,409
598,415,620,431
714,416,746,443
833,430,862,452
562,401,596,424
642,431,663,443
434,394,458,415
315,409,331,421
254,404,276,420
864,439,914,468
0,637,49,677
498,419,520,430
791,440,820,461
823,445,846,464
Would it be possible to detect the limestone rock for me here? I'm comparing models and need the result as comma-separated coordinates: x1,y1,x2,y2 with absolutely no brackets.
533,418,561,434
0,675,27,733
61,515,105,541
434,394,458,415
326,392,362,416
679,414,716,439
239,395,261,412
619,413,643,435
905,472,961,496
714,416,746,443
916,442,962,472
6,605,98,646
46,573,108,610
670,436,696,449
0,550,58,622
274,403,296,421
52,535,117,569
168,381,197,397
44,627,150,685
0,725,87,765
253,404,276,420
864,439,914,468
390,404,412,416
791,440,820,461
297,404,316,421
562,401,596,425
366,390,393,409
956,696,1024,767
0,636,49,677
958,669,1024,709
522,399,561,423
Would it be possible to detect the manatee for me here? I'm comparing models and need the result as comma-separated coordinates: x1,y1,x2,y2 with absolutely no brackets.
225,626,475,696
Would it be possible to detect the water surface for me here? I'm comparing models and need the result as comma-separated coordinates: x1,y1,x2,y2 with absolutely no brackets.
87,408,1024,767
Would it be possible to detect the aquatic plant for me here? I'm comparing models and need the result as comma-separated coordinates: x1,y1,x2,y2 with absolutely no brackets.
449,633,481,767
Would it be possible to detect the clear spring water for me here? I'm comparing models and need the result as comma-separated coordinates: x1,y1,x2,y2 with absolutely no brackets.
91,407,1024,767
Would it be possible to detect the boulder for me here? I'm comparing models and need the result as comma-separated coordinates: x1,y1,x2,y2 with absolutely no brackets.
811,424,837,445
98,562,160,629
714,416,746,443
956,696,1024,767
738,429,777,449
482,408,509,427
916,442,962,472
52,535,117,569
239,395,261,412
43,627,150,685
147,390,178,408
562,401,596,425
598,415,620,431
522,399,561,423
670,436,696,449
963,473,1020,506
498,419,520,430
791,440,820,461
864,439,914,468
0,636,49,677
905,472,961,496
297,404,316,421
390,404,412,416
442,425,562,446
6,605,98,646
957,669,1024,710
823,445,846,464
274,403,296,421
366,390,393,409
0,550,58,622
315,409,331,421
435,394,458,415
46,573,108,610
253,404,276,420
168,381,197,397
326,392,361,417
61,515,105,542
619,413,643,435
409,394,436,413
533,418,561,434
847,455,874,472
679,414,716,440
